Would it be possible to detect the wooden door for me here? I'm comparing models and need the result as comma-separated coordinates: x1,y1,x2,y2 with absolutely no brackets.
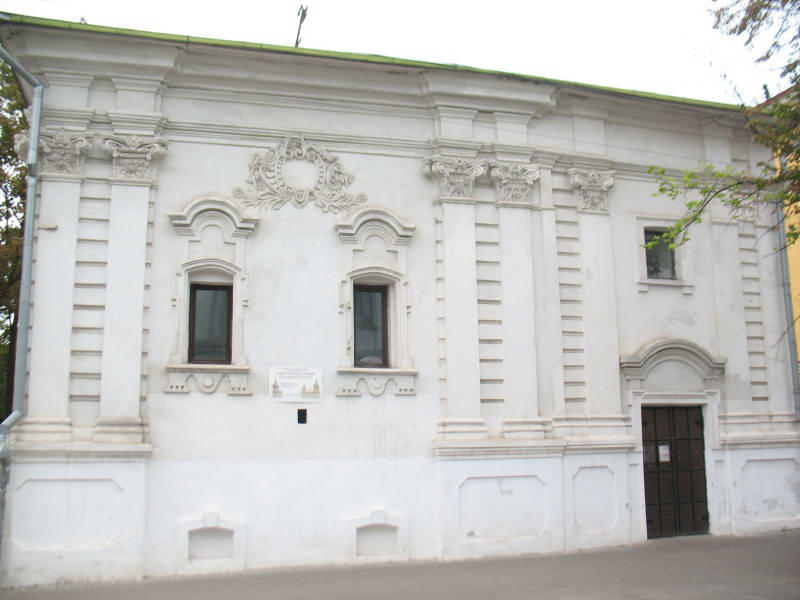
642,406,709,538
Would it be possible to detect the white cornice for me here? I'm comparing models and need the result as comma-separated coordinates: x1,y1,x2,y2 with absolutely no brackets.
164,83,429,119
432,439,567,460
432,436,635,460
4,27,181,74
35,112,717,178
9,441,153,462
164,121,431,157
422,71,557,115
720,434,800,449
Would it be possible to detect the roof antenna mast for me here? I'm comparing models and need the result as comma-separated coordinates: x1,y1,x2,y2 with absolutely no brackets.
295,5,308,48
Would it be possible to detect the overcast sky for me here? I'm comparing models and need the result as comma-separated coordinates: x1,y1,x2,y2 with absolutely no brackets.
0,0,790,105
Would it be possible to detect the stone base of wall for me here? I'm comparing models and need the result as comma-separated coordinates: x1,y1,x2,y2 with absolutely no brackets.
3,442,798,587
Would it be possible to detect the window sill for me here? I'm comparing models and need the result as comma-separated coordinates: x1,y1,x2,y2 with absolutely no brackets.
336,367,417,397
637,279,693,295
165,363,251,395
338,367,418,375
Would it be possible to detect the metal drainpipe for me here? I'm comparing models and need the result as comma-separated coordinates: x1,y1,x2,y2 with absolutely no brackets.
777,199,800,416
0,43,43,563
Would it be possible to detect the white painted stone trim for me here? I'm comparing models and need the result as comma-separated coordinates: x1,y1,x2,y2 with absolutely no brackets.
165,363,251,396
175,511,245,575
335,205,416,397
620,339,726,389
165,197,257,394
636,216,694,294
345,506,409,561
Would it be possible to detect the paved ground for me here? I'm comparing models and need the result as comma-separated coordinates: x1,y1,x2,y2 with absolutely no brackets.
4,530,800,600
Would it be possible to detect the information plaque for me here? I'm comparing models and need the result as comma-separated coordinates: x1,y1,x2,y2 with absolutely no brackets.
269,366,322,402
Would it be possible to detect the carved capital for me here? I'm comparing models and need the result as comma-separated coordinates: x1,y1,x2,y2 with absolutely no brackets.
18,128,92,175
234,133,367,213
490,163,540,207
426,158,486,202
13,132,29,162
103,134,167,179
568,168,615,212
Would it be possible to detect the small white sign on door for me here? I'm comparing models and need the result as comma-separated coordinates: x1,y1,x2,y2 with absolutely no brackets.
658,443,671,462
269,366,322,402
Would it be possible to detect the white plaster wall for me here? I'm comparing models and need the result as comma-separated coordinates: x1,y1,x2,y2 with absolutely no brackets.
436,457,565,560
726,448,800,534
2,461,147,587
144,457,438,576
2,22,799,587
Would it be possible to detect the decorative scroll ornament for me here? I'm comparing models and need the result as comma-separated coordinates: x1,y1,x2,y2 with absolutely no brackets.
336,372,416,397
490,163,540,206
165,365,251,396
16,129,92,175
568,168,616,212
103,135,167,179
426,158,486,201
233,134,367,213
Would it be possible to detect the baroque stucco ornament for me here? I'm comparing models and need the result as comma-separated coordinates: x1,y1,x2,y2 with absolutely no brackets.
568,168,616,212
490,163,540,206
103,135,167,179
426,158,486,201
16,129,91,175
234,134,367,213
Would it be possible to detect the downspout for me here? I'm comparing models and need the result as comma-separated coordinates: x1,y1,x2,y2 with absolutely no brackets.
0,43,43,561
776,197,800,416
0,43,41,440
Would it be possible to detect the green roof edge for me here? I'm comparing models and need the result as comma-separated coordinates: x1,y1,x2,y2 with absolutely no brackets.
0,11,743,112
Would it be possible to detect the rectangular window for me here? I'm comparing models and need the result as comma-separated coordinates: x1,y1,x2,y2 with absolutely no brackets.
189,284,233,363
644,228,676,280
353,284,388,367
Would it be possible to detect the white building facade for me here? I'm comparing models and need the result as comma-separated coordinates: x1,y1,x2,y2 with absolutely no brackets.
1,14,799,587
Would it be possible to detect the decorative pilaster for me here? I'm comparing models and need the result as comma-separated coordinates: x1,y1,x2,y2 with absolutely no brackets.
568,168,616,212
490,163,545,438
16,129,91,442
95,136,167,443
532,155,566,419
568,166,621,418
427,158,487,440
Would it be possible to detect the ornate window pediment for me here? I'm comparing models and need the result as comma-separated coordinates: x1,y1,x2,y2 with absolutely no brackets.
169,197,258,238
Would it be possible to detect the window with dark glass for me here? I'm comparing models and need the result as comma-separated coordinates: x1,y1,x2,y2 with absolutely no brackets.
353,284,388,367
189,284,232,363
644,228,676,280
